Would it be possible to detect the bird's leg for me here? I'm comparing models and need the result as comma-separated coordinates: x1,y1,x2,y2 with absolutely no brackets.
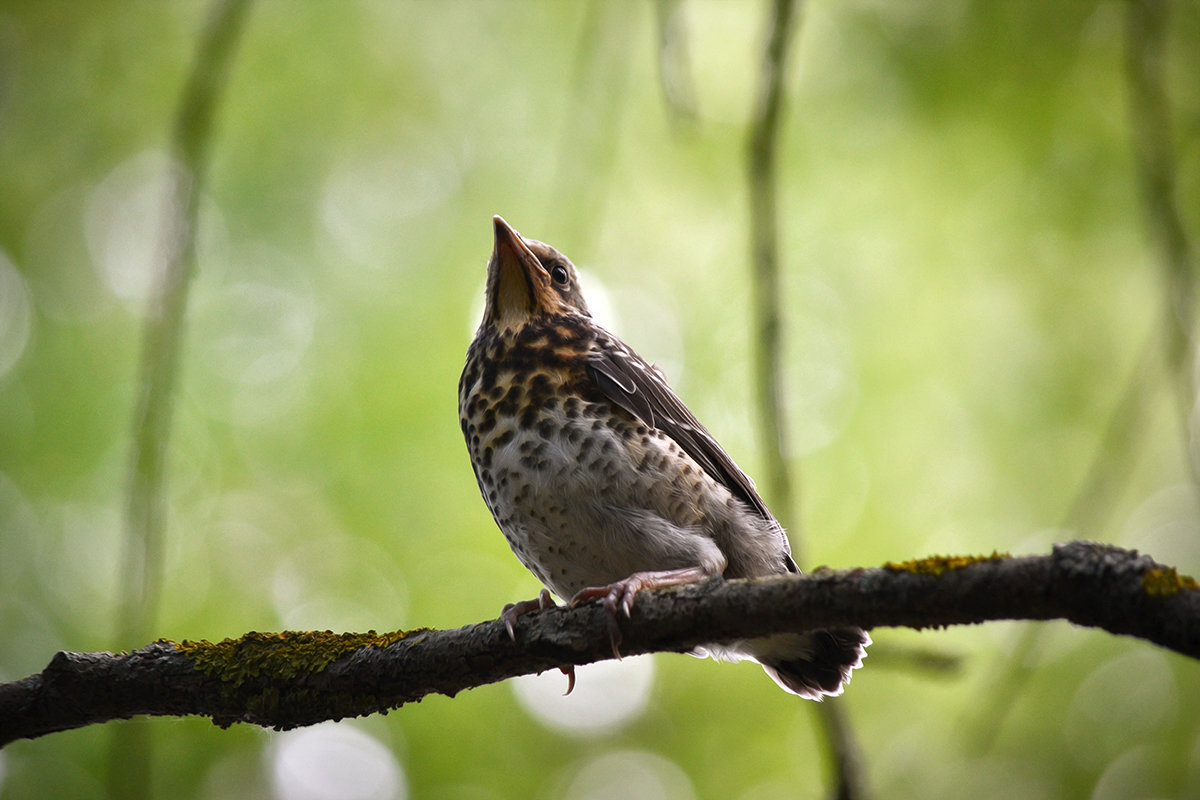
570,566,713,658
500,588,577,695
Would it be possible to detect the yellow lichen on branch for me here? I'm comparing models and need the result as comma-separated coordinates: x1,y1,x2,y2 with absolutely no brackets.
883,552,1011,577
170,629,426,687
1141,567,1200,597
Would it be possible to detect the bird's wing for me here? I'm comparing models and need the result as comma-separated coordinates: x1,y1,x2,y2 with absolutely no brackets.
589,338,798,571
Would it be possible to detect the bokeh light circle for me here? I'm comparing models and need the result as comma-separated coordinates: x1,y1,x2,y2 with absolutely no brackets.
269,723,405,800
512,654,655,735
562,749,695,800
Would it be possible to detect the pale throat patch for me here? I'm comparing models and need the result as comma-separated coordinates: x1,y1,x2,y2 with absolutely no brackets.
493,260,535,330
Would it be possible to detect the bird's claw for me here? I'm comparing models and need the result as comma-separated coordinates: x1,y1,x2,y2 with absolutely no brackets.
571,567,714,660
500,591,579,694
560,665,576,696
571,579,643,659
500,588,555,641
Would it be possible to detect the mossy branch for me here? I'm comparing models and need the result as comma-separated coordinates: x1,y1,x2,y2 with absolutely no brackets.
1,540,1197,747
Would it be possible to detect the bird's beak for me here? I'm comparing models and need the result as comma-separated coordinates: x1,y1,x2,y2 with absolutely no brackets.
488,215,541,327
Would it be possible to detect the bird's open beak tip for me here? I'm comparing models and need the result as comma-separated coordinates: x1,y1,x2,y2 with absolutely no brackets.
492,215,526,257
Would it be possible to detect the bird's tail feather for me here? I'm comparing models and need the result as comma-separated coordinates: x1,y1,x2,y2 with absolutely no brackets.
747,628,871,700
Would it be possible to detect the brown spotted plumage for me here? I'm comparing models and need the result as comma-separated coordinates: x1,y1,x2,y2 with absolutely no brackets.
459,216,868,699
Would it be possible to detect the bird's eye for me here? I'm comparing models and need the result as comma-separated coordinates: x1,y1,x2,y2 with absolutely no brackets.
550,264,569,286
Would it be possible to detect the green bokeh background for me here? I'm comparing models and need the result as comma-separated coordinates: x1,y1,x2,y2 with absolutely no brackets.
2,2,1199,798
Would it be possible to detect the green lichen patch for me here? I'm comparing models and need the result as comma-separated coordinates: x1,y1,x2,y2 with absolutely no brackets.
1141,567,1200,597
170,629,426,687
884,551,1010,577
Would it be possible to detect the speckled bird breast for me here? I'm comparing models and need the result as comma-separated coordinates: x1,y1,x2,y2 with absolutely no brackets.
459,317,784,599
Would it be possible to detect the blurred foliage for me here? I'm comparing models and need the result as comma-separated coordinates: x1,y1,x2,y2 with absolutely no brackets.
1,1,1199,799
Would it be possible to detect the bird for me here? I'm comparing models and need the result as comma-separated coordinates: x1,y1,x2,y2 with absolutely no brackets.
458,215,869,699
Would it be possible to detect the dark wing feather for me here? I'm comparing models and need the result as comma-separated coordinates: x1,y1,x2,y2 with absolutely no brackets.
589,341,798,572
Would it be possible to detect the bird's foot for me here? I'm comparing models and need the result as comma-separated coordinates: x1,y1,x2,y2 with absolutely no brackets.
500,589,576,695
500,588,556,640
570,566,713,658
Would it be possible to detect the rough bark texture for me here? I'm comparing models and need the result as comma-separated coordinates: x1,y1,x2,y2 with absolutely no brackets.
2,541,1196,747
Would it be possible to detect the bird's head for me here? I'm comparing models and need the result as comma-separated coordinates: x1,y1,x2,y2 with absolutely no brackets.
482,215,590,331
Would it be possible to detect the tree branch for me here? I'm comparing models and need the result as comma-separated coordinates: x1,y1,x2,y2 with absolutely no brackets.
2,541,1196,748
746,3,869,796
1124,0,1200,478
118,0,253,650
112,4,253,796
747,0,801,537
